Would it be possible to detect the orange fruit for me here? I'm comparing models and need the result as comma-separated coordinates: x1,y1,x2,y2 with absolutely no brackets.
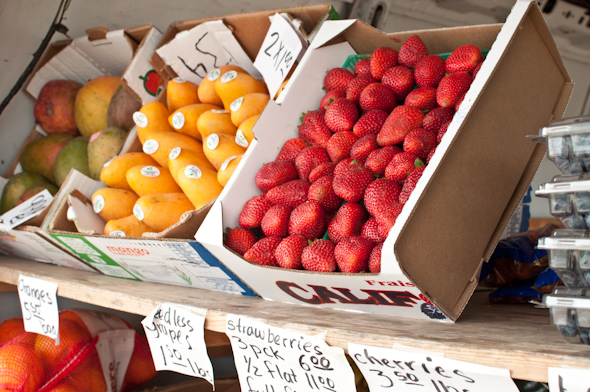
217,155,243,187
166,77,200,112
175,164,223,210
126,164,182,196
92,187,139,222
197,109,237,140
0,318,26,345
74,75,121,137
100,152,158,190
35,318,92,371
168,103,220,141
168,147,215,182
235,114,259,149
203,133,247,171
133,101,174,144
104,214,155,237
142,130,204,167
133,193,195,232
122,333,157,390
0,342,46,392
198,64,247,106
214,70,267,110
229,92,269,127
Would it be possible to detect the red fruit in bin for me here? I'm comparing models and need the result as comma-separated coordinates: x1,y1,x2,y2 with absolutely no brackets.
381,65,415,102
308,175,343,214
244,236,283,266
404,87,438,111
445,44,484,74
359,83,397,113
346,74,377,104
363,178,402,217
377,105,425,146
255,161,298,193
308,162,336,184
364,145,402,177
299,110,332,148
335,236,375,273
276,138,307,164
288,201,326,240
403,128,437,161
332,163,375,203
414,54,446,88
327,202,368,243
370,46,398,80
375,202,404,237
239,193,273,228
294,146,331,181
261,204,293,237
427,147,436,164
368,242,384,273
326,131,358,163
436,72,473,109
324,98,359,132
423,107,454,134
354,59,371,76
362,217,387,243
301,239,337,272
472,61,484,79
384,151,422,184
353,109,389,138
437,120,452,144
324,67,355,91
266,179,310,208
224,227,257,256
350,134,380,163
398,35,428,69
334,158,357,177
399,165,427,204
319,89,346,110
275,235,308,269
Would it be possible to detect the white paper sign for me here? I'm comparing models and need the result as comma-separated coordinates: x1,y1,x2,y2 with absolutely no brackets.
549,367,590,391
0,189,53,230
141,303,214,385
254,13,306,98
17,274,59,343
226,314,356,392
95,329,136,392
349,343,519,392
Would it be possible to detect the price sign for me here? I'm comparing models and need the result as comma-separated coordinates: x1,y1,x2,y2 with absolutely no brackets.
254,13,307,98
226,314,356,392
141,303,213,385
349,343,519,392
17,275,59,343
549,367,590,391
0,189,53,230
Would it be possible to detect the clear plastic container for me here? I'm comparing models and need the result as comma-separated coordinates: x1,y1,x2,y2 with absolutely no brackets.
543,287,590,344
535,173,590,229
537,115,590,174
536,229,590,287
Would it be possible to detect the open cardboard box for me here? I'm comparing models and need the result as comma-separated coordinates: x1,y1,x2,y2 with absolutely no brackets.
196,0,573,322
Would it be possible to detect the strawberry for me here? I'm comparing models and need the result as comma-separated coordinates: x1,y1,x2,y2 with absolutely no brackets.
426,147,436,164
472,61,483,79
239,193,273,228
352,109,388,138
307,175,343,214
414,54,445,88
308,162,336,184
299,110,332,148
261,204,293,237
381,65,415,102
327,202,368,243
334,158,357,177
370,46,398,80
363,178,402,217
294,146,330,181
324,98,359,132
455,94,466,111
422,107,454,134
275,235,308,269
375,202,404,237
243,236,283,266
384,151,422,184
350,134,380,163
323,67,355,91
437,120,451,144
255,161,298,193
326,130,358,163
301,239,337,272
346,74,377,104
335,236,375,273
266,179,310,208
288,201,326,240
364,145,402,177
368,242,384,273
404,87,438,111
332,163,375,202
399,165,427,204
398,35,428,69
403,128,437,161
359,83,397,113
377,105,425,146
361,217,387,243
277,138,307,164
224,227,257,256
436,72,473,109
319,89,346,110
445,44,484,74
354,59,371,76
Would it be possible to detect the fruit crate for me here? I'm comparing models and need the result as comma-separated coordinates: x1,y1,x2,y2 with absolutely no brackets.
537,229,590,287
543,286,590,345
535,173,590,230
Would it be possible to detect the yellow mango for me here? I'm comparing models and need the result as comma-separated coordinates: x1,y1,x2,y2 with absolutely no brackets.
104,214,155,237
217,155,242,187
92,187,139,222
133,101,174,144
203,133,247,171
175,164,223,210
198,65,247,106
168,103,220,141
229,92,269,127
142,130,204,167
100,152,158,190
168,147,215,182
234,114,259,149
133,193,195,232
166,77,200,113
126,164,182,196
196,109,237,140
214,70,267,110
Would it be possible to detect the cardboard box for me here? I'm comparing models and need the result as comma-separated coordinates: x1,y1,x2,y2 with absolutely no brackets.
196,1,573,322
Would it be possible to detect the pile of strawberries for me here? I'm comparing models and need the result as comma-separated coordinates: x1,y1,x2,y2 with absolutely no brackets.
224,35,484,274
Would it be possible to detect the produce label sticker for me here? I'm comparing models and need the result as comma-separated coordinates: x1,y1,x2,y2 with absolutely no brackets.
549,367,590,391
349,343,519,392
17,274,59,343
254,13,307,98
226,313,356,392
141,303,214,386
0,189,53,230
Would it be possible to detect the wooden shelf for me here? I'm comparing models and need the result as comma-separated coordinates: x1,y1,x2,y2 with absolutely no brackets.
1,256,589,383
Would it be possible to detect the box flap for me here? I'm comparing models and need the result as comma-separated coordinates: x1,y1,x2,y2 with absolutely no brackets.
67,191,105,235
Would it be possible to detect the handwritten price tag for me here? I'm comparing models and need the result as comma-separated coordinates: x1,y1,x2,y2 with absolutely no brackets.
254,13,307,98
226,314,356,392
549,367,590,391
349,343,519,392
0,189,53,230
17,275,59,343
141,303,214,385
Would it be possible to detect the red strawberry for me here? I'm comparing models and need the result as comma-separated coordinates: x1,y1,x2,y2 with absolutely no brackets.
445,44,484,74
243,236,283,266
363,178,402,217
399,165,427,204
266,179,310,208
381,66,415,102
324,98,359,132
324,67,355,91
350,134,380,163
319,89,346,110
335,236,375,273
472,61,483,79
288,201,326,240
332,163,375,202
275,235,308,269
455,94,466,111
370,46,398,80
346,74,377,104
334,158,356,177
375,202,404,237
359,83,397,113
308,162,336,184
384,151,422,184
414,55,445,88
353,109,388,138
364,145,402,177
377,105,425,146
403,128,437,161
327,202,368,243
437,120,451,144
422,107,454,134
294,146,330,181
255,161,298,193
426,147,436,164
361,217,387,243
326,131,358,163
404,87,438,111
436,72,473,109
224,227,257,256
301,239,337,272
277,138,307,164
368,242,384,273
261,204,293,237
239,193,273,228
308,175,343,214
299,110,332,148
354,59,371,76
398,35,428,69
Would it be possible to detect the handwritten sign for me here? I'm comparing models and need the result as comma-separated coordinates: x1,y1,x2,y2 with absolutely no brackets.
17,275,59,343
0,189,53,230
549,367,590,391
141,303,213,385
349,343,519,392
254,13,306,98
226,314,356,392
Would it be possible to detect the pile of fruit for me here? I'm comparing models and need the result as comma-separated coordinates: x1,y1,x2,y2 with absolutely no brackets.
224,35,484,274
